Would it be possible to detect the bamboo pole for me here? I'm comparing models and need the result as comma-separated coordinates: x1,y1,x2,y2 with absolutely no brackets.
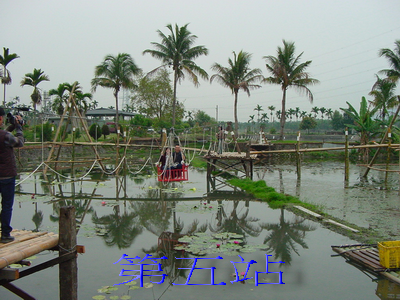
296,131,301,179
44,83,77,175
344,127,349,184
250,143,399,154
385,128,392,184
363,97,400,178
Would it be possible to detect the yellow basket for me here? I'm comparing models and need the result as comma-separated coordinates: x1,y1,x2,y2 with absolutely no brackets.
378,241,400,269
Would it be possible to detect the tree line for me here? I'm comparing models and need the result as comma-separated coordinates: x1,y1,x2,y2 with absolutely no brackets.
1,24,400,142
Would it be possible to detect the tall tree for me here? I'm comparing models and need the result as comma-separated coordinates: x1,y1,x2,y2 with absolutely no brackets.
75,91,93,115
21,68,50,141
20,68,50,112
210,51,263,136
263,40,319,140
379,40,400,83
254,104,263,123
143,23,209,126
341,97,381,161
91,53,141,136
319,107,327,119
268,105,275,123
325,108,333,119
311,106,319,118
0,48,19,106
131,68,175,122
49,83,68,115
369,75,397,121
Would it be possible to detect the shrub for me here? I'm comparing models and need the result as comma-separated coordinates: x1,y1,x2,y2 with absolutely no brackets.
102,124,110,139
89,124,101,140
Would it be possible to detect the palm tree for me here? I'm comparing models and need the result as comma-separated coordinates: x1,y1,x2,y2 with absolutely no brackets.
268,105,275,123
210,51,263,136
91,53,141,137
20,68,50,112
311,106,319,118
261,112,269,123
340,96,381,161
49,83,68,115
319,107,327,120
295,107,300,121
21,68,50,141
89,99,99,110
75,91,93,115
0,48,19,106
287,108,296,121
379,40,400,83
276,110,282,120
263,40,319,140
254,104,263,123
143,23,209,126
325,108,333,119
369,75,398,121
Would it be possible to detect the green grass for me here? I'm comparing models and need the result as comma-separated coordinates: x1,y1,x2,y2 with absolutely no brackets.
227,177,320,210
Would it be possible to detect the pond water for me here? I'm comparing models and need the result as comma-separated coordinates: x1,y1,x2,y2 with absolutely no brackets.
1,162,399,300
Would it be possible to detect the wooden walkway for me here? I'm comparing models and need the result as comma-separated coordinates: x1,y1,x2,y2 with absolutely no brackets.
332,244,400,285
0,230,58,270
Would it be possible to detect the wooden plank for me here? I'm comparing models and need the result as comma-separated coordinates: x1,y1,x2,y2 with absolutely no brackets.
332,244,400,285
325,219,359,233
2,282,35,300
0,268,19,280
349,251,385,271
293,205,323,219
0,233,59,269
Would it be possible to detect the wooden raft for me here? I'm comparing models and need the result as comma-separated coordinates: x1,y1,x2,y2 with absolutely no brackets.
332,244,400,285
0,230,59,269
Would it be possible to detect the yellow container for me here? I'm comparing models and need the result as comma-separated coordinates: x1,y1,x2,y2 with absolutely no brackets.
378,241,400,269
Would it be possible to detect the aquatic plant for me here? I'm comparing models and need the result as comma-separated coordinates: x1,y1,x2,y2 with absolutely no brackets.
174,232,266,256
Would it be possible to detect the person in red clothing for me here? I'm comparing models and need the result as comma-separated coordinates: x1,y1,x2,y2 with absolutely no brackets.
0,107,24,243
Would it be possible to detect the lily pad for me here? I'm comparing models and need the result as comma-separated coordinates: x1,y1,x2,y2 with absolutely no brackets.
173,232,265,256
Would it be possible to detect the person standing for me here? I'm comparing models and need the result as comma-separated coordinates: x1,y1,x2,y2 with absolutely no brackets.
216,126,225,154
0,108,24,243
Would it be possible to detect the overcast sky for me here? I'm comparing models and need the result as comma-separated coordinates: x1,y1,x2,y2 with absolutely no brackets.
3,0,400,122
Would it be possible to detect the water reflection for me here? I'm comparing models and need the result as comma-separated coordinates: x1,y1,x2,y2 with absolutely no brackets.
92,205,142,249
209,200,261,241
260,208,316,265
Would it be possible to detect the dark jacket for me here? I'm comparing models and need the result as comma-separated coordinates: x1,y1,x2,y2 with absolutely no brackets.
0,125,24,178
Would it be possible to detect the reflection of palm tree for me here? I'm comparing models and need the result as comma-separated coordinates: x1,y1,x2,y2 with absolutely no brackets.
32,203,43,232
131,201,171,236
92,205,142,249
260,208,315,265
209,200,261,241
142,216,207,285
50,199,94,224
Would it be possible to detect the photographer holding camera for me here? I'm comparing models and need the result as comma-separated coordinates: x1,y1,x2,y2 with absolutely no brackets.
0,107,24,243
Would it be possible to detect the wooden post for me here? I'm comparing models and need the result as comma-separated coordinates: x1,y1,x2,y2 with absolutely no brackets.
344,127,349,184
385,128,392,184
59,206,77,300
296,131,301,179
